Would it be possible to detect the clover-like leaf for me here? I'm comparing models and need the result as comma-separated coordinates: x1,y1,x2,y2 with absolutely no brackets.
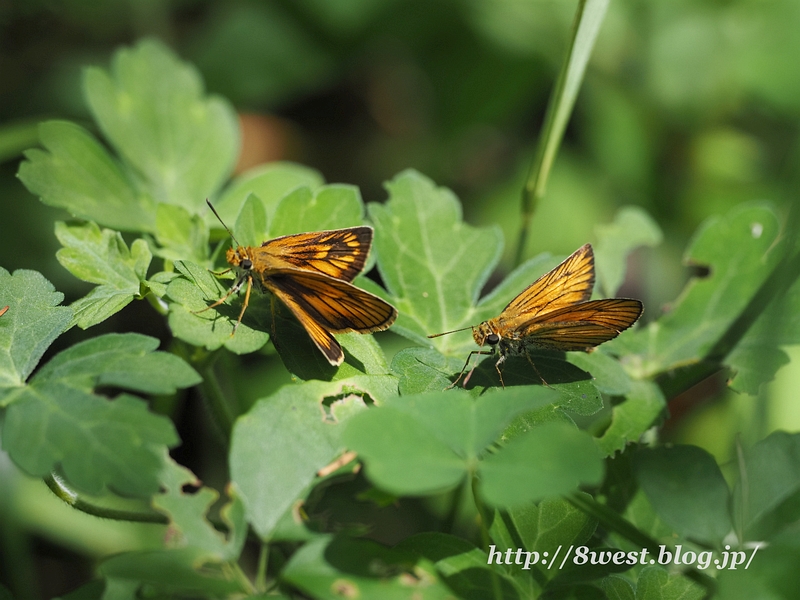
342,386,601,507
55,221,152,329
283,536,452,599
84,39,239,212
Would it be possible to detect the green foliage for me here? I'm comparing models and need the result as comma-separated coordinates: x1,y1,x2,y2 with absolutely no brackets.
5,29,800,600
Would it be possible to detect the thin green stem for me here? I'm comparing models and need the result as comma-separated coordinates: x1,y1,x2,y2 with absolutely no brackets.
471,475,502,600
44,473,168,524
514,0,609,267
255,542,269,592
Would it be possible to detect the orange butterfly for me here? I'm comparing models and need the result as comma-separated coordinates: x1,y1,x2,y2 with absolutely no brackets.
0,306,7,317
199,201,397,366
429,244,643,387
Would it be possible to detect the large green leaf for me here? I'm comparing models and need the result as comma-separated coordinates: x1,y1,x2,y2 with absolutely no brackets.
0,269,72,391
211,161,324,229
619,204,783,378
635,446,731,545
343,387,602,506
84,39,239,212
17,120,155,232
368,170,610,399
230,381,370,538
368,170,502,349
1,333,198,496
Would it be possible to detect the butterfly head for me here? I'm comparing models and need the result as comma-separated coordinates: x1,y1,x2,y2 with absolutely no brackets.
473,321,501,348
226,247,254,272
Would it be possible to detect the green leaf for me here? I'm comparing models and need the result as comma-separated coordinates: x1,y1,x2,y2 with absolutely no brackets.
368,171,609,401
165,260,269,355
232,193,267,249
480,422,604,507
154,204,209,264
634,566,705,600
282,536,453,599
594,206,662,297
213,161,324,229
270,183,365,237
390,347,464,395
55,221,152,329
17,120,155,232
489,495,596,558
727,273,800,394
343,387,566,499
732,431,800,538
597,380,666,456
395,533,525,599
230,381,369,538
84,39,239,212
368,169,502,348
99,548,246,596
32,333,200,394
0,269,72,391
153,458,246,562
635,445,731,545
621,204,783,377
3,391,175,496
1,333,196,496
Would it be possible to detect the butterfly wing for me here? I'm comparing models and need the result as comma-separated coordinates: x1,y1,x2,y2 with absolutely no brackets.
254,227,373,282
502,244,595,319
262,269,397,365
511,298,643,351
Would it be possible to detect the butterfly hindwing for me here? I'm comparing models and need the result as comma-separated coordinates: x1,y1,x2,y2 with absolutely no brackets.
261,269,398,365
514,298,643,350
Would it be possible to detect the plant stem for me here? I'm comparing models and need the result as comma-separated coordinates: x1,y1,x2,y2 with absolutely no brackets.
513,0,609,267
255,542,269,592
471,475,502,600
44,473,168,524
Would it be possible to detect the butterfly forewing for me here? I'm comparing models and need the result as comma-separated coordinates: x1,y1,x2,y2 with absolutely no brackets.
256,227,372,282
512,298,644,351
503,244,595,318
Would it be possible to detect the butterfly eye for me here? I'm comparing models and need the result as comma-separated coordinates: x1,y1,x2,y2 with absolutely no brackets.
241,258,253,270
486,333,500,345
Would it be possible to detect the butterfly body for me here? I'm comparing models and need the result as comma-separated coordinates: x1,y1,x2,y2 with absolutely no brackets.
431,243,643,387
200,206,396,366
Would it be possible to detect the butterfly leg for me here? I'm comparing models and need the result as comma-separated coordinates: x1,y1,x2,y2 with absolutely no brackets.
524,353,551,388
231,274,253,334
447,349,494,389
493,353,507,389
193,275,244,315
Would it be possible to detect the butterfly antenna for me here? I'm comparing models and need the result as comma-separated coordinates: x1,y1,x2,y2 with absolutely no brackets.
206,198,242,248
427,325,475,339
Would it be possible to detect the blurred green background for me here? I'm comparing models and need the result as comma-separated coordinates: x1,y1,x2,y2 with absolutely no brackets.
1,0,799,596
